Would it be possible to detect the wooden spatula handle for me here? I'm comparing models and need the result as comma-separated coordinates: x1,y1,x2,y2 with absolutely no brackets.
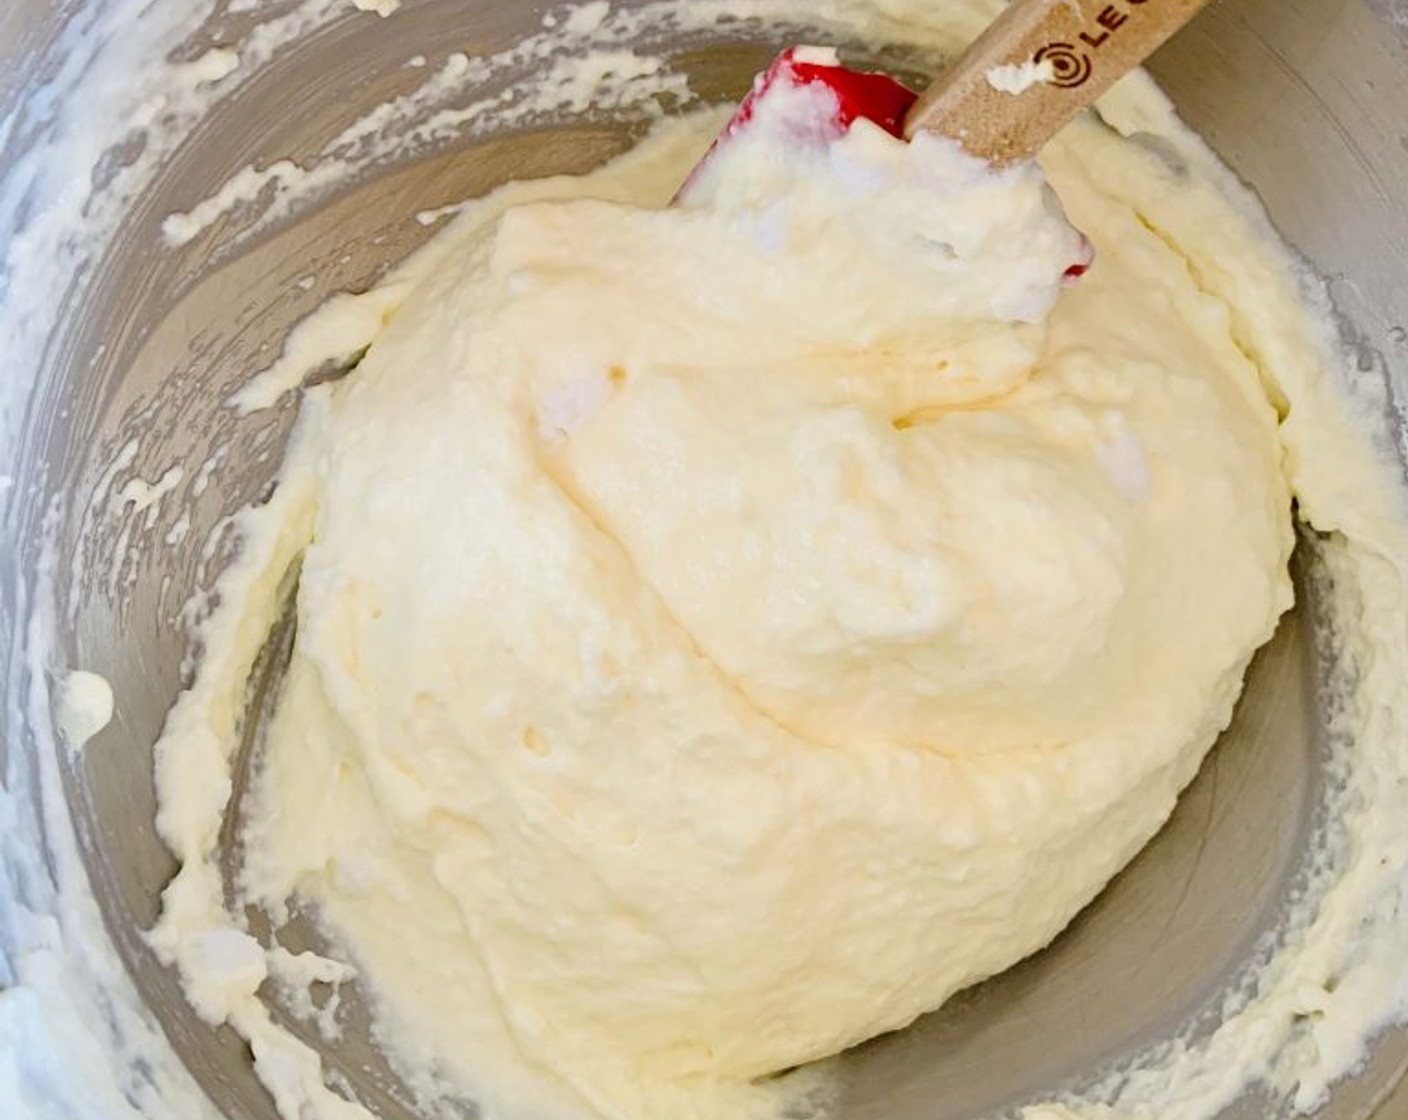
904,0,1214,164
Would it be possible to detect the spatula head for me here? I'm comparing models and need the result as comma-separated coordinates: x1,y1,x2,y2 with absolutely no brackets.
681,47,1093,281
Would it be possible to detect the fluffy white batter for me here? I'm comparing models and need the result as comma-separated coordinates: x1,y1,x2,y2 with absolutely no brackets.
149,60,1303,1120
7,3,1408,1120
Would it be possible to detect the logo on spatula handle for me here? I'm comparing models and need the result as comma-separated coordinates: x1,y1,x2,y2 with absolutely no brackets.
1033,42,1094,88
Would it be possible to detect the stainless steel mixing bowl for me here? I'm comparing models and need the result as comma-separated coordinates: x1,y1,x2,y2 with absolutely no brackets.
3,1,1406,1118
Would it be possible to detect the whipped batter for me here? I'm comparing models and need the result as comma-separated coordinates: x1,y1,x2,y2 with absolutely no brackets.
6,3,1408,1120
157,46,1298,1120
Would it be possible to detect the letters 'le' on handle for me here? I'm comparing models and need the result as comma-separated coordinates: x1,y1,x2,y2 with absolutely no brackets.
905,0,1215,164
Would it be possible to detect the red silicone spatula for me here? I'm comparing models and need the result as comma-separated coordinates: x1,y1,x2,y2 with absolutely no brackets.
683,0,1214,278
